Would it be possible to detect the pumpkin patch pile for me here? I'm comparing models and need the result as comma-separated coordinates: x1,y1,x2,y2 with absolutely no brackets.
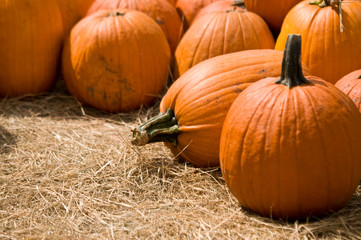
1,0,361,225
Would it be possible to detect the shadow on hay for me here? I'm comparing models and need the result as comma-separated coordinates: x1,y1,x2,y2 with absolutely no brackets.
0,79,162,123
0,125,17,154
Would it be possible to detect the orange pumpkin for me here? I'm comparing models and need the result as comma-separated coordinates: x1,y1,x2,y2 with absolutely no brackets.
0,0,64,97
335,70,361,112
220,34,361,220
175,0,222,30
62,9,171,112
244,0,301,32
87,0,182,54
275,0,361,84
132,48,309,167
173,6,275,79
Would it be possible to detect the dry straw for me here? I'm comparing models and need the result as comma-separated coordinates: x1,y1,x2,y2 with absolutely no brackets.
1,80,361,239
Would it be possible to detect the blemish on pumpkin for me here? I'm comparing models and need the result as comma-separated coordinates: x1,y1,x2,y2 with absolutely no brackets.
118,78,136,92
155,18,165,25
233,88,242,93
257,69,266,74
87,87,95,96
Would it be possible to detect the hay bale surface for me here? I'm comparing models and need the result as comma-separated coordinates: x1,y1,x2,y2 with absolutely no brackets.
1,80,361,239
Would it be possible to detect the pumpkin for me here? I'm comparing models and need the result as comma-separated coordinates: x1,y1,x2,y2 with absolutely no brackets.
244,0,301,32
56,0,95,36
87,0,182,54
62,9,171,112
132,48,309,167
220,34,361,220
0,0,64,97
275,0,361,84
335,70,361,112
173,5,275,79
175,0,222,30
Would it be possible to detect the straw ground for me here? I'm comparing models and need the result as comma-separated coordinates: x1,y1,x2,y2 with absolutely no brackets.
1,80,361,239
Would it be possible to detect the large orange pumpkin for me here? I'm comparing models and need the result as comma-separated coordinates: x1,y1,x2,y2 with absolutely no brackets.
173,6,275,79
244,0,301,32
335,70,361,112
87,0,182,54
275,0,361,84
132,49,309,167
220,34,361,220
0,0,64,97
62,9,171,112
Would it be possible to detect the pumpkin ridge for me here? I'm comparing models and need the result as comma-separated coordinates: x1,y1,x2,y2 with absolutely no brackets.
260,88,291,216
194,14,220,67
207,14,221,61
235,9,246,50
175,83,247,120
291,89,305,217
302,86,331,210
233,83,283,210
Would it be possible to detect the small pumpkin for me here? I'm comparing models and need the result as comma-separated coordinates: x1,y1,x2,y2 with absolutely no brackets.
244,0,301,32
173,4,275,79
275,0,361,84
62,9,171,112
132,48,309,167
335,70,361,112
220,34,361,220
87,0,182,54
0,0,64,97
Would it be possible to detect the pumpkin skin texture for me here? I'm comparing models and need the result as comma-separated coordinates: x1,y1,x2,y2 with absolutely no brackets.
62,9,171,112
0,0,64,97
335,70,361,112
87,0,182,54
132,49,309,167
244,0,301,32
275,0,361,84
220,35,361,220
173,8,275,79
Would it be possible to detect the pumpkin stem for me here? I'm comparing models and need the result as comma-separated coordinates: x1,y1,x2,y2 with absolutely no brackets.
309,1,344,32
358,75,361,79
131,108,180,146
107,11,125,17
309,0,329,7
275,34,310,88
232,0,245,8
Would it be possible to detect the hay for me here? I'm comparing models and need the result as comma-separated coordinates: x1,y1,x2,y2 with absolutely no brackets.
1,80,361,240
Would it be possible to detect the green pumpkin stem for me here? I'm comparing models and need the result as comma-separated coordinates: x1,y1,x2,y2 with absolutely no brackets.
131,108,180,146
275,34,310,88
